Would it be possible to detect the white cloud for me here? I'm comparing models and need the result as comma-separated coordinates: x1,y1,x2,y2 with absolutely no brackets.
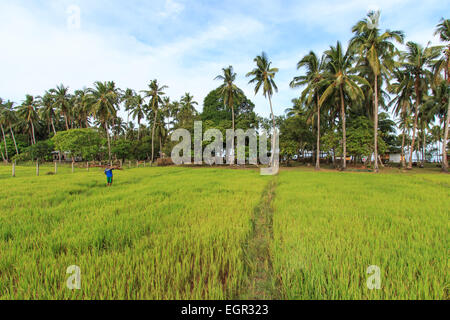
159,0,184,18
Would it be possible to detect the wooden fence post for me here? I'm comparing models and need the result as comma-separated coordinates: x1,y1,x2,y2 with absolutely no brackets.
36,161,39,176
12,161,15,177
129,160,131,168
87,162,89,172
136,161,139,168
55,161,57,174
72,162,74,173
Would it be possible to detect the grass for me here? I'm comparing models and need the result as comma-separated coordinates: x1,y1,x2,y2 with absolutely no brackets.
0,164,447,300
272,170,449,300
0,165,269,299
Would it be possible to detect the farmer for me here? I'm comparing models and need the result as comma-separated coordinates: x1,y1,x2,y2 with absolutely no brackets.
104,166,122,186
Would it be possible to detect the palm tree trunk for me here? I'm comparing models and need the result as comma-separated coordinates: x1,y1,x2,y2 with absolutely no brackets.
31,121,36,145
10,128,19,155
442,98,449,173
268,95,276,167
1,124,8,161
64,113,70,131
51,117,57,135
374,74,379,173
340,85,346,170
408,78,420,169
316,94,321,170
151,109,158,164
230,101,235,166
422,128,426,167
105,123,112,164
0,145,5,162
138,118,141,141
401,124,406,169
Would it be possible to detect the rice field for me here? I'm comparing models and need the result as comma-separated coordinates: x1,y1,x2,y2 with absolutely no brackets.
0,164,448,300
272,171,449,300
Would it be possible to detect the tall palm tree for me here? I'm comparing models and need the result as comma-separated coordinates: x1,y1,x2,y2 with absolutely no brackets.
130,94,145,140
1,100,19,155
215,66,243,164
246,52,279,165
319,41,370,170
403,42,442,169
17,95,39,146
142,80,168,164
388,68,414,168
0,99,9,162
434,18,449,172
73,88,91,128
50,84,72,131
123,88,136,124
351,10,404,172
290,51,325,170
38,92,58,135
88,81,118,163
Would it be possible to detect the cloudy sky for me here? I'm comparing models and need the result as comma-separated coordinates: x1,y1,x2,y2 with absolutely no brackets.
0,0,447,119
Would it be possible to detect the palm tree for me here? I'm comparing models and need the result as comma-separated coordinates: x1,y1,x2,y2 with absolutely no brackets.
17,95,39,146
319,41,370,170
129,94,145,140
38,92,58,135
142,80,168,164
434,18,449,172
290,51,325,170
89,81,119,163
246,52,279,165
1,100,19,155
0,99,9,162
403,42,442,169
50,84,72,130
73,88,91,128
388,68,414,168
215,66,243,164
351,10,404,172
123,88,136,123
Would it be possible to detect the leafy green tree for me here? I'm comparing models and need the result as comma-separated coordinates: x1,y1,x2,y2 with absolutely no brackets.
52,128,102,161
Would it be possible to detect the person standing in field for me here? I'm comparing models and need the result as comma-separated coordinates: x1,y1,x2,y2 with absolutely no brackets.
104,166,122,187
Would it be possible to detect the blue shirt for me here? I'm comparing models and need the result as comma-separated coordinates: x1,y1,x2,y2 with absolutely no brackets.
105,169,114,178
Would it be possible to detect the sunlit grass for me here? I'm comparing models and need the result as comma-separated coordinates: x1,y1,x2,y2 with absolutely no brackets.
272,171,449,299
0,166,268,299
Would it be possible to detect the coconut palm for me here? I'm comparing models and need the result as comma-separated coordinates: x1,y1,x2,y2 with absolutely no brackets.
1,100,19,155
290,51,325,170
73,88,91,128
215,66,243,164
17,95,40,146
403,42,443,169
38,92,58,135
434,18,449,172
88,81,119,162
246,52,279,165
50,84,72,130
142,80,168,164
130,94,145,140
319,41,370,170
350,10,404,172
388,68,414,168
123,88,136,123
0,99,9,162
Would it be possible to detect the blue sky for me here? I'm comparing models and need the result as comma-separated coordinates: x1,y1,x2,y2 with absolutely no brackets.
0,0,447,120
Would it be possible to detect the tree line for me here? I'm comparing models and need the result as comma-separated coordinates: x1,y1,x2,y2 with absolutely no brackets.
0,12,448,172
